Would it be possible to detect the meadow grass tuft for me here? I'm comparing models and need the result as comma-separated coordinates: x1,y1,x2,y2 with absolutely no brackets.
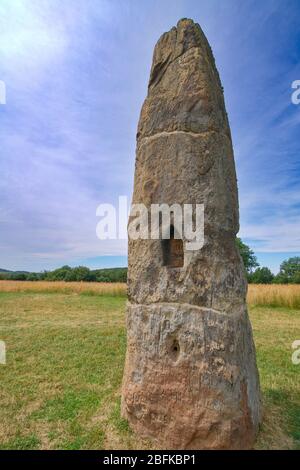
248,284,300,309
0,280,127,297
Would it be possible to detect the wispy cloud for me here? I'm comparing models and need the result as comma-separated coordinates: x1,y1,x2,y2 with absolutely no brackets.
0,0,299,270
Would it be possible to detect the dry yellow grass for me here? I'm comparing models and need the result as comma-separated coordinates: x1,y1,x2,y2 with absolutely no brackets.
248,284,300,309
1,281,300,308
0,280,127,296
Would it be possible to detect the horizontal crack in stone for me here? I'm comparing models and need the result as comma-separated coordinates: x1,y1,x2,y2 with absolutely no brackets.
137,129,231,147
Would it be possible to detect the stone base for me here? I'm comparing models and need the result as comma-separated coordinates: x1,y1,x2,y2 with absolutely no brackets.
121,302,261,449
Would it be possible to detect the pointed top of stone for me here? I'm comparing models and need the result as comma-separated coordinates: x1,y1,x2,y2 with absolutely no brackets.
149,18,209,89
138,18,224,141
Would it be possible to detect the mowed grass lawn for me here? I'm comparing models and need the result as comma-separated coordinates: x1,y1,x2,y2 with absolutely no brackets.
0,287,299,449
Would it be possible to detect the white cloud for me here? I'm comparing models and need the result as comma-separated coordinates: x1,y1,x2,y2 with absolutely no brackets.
0,0,299,270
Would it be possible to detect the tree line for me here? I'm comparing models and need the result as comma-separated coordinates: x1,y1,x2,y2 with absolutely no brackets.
236,238,300,284
1,240,299,284
0,266,127,283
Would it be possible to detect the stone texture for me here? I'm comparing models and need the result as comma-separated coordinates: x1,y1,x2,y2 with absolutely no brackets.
122,18,261,449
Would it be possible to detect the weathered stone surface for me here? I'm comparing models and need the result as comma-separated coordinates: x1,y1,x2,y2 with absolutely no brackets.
122,18,261,449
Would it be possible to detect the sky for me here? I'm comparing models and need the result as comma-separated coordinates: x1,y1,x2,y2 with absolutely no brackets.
0,0,300,274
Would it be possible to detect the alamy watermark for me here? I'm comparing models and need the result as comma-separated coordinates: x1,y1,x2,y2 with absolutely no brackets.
0,80,6,105
291,80,300,105
291,340,300,365
0,341,6,365
96,196,204,251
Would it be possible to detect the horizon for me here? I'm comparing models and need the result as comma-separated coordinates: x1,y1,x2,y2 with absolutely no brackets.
1,251,299,275
1,0,300,274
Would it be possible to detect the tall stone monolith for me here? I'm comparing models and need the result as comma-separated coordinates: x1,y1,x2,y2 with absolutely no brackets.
121,18,261,449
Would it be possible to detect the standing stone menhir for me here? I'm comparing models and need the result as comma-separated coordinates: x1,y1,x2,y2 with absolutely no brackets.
121,18,261,449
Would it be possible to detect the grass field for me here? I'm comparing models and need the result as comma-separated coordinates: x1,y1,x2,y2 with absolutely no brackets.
0,281,299,449
0,280,126,296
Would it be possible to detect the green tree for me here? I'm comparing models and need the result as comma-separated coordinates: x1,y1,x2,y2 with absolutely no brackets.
72,266,96,282
64,270,77,282
26,273,39,281
235,238,259,273
93,268,127,282
275,257,300,284
46,265,72,281
10,272,27,281
249,267,274,284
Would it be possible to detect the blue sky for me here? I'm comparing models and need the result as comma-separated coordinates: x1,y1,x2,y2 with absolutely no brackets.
0,0,300,273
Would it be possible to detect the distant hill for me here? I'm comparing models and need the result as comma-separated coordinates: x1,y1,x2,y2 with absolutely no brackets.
0,269,30,274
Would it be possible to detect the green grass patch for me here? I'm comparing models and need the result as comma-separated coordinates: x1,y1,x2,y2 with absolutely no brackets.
0,292,299,449
0,433,40,450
